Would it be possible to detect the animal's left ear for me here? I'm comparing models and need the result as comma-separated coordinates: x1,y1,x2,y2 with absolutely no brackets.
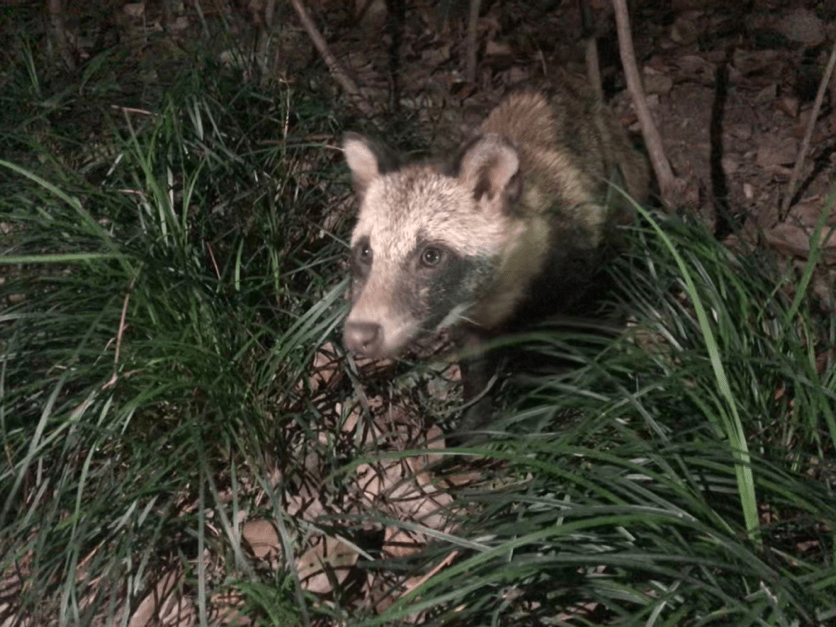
456,134,521,207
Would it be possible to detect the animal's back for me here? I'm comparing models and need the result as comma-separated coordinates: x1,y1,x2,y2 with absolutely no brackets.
464,86,650,328
480,88,648,243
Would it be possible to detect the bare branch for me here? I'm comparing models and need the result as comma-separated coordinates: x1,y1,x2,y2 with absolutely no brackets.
781,38,836,220
579,0,603,103
613,0,681,208
289,0,379,125
46,0,76,70
466,0,482,83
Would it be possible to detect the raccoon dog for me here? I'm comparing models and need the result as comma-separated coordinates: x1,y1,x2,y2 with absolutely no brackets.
341,85,649,432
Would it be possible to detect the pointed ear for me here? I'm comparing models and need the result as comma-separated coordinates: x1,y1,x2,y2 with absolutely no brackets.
343,133,400,199
456,134,521,206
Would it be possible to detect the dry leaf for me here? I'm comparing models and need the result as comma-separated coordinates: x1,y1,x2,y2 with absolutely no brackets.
129,568,194,627
669,11,702,45
777,96,799,118
776,8,825,45
297,535,359,594
733,50,780,76
764,222,836,262
786,196,836,229
755,135,798,168
209,590,252,626
484,40,512,57
242,519,281,561
300,342,343,392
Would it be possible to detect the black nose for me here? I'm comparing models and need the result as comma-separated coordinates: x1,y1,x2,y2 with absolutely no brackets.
343,321,383,357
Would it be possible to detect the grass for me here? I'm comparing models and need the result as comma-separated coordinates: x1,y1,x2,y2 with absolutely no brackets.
1,19,835,627
373,215,836,625
1,42,348,624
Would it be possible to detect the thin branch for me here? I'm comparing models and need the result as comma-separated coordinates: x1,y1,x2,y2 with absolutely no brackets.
579,0,603,103
612,0,680,208
466,0,482,83
289,0,379,124
103,276,136,390
46,0,76,70
781,38,836,220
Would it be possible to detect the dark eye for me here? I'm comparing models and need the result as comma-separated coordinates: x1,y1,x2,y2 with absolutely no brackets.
356,242,372,264
420,246,442,267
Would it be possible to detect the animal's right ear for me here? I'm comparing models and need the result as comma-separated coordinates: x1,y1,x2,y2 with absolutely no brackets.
343,133,399,199
455,134,521,208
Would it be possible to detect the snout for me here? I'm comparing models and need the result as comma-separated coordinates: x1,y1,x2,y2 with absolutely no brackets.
343,321,384,358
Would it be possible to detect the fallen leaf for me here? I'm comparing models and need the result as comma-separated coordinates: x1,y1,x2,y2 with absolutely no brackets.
484,40,512,57
776,8,825,45
755,135,798,168
129,568,194,627
297,535,358,594
764,222,836,262
777,96,799,118
786,196,836,229
669,11,702,45
732,50,780,76
242,519,281,561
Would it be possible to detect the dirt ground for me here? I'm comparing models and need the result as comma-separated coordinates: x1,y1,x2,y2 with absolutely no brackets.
314,0,836,305
14,0,836,268
324,0,836,250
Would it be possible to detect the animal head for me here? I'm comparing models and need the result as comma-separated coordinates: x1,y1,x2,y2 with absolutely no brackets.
342,132,525,358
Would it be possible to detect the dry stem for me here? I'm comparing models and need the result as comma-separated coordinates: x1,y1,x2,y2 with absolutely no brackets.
613,0,680,208
781,39,836,221
289,0,379,125
466,0,482,83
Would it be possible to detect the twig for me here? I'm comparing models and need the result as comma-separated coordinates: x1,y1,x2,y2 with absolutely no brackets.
404,550,459,594
103,275,136,390
466,0,482,83
579,0,603,103
289,0,379,124
192,0,210,39
255,0,279,75
781,38,836,221
264,0,277,26
387,0,405,114
612,0,680,208
46,0,76,70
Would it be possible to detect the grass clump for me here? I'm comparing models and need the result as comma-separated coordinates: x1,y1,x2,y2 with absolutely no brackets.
1,44,346,624
373,213,836,625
